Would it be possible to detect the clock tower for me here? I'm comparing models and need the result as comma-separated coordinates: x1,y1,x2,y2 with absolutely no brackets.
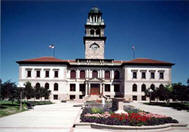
84,7,106,59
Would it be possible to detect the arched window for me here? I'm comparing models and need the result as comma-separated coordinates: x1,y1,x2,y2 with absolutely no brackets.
105,70,110,79
80,70,85,79
150,84,155,91
45,83,49,89
114,70,120,79
132,84,137,92
54,83,58,91
36,83,40,88
141,84,146,92
90,29,94,35
92,70,98,78
159,84,164,89
70,70,76,79
96,29,100,35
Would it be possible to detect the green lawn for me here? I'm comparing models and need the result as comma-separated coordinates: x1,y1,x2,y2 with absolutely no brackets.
144,102,189,111
0,100,27,117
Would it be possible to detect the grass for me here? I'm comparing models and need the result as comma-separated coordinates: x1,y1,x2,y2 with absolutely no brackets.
0,100,27,117
0,100,53,117
144,102,189,111
27,101,53,105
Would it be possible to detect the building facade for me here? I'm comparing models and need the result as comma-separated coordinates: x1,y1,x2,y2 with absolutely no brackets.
17,7,174,102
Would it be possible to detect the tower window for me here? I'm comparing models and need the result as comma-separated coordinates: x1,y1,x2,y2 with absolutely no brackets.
96,29,100,35
90,29,94,35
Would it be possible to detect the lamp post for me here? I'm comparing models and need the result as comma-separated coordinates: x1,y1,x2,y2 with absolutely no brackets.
149,88,153,104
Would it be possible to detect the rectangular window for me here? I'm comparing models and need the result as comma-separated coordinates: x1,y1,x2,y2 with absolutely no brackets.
133,72,137,79
160,72,164,79
142,96,146,101
36,70,40,77
54,71,58,78
79,95,84,99
114,84,120,92
45,71,49,78
141,72,146,79
79,84,85,92
53,95,58,100
105,84,110,92
70,84,76,91
151,72,155,79
70,95,75,100
133,95,137,101
27,71,31,77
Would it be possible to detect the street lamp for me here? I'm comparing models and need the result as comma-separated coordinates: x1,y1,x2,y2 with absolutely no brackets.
149,88,153,104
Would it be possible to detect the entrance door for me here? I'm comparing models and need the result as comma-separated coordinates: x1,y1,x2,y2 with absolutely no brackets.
90,84,100,95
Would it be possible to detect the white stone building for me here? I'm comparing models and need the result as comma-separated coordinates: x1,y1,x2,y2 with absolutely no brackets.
17,7,174,102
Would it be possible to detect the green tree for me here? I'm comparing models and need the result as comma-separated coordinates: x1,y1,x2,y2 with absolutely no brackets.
145,88,158,103
172,83,189,102
156,84,173,104
1,80,17,103
24,82,34,100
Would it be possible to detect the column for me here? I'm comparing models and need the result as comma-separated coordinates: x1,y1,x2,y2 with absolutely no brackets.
85,83,88,96
76,69,79,79
76,83,80,99
111,84,114,98
111,70,114,80
88,83,91,95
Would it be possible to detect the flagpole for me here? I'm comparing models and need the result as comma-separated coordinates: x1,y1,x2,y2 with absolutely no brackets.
53,48,55,57
132,45,136,59
49,44,55,57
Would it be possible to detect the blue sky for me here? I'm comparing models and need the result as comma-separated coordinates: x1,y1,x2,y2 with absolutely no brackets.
1,1,189,84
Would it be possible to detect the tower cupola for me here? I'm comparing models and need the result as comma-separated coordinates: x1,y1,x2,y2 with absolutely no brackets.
84,7,106,59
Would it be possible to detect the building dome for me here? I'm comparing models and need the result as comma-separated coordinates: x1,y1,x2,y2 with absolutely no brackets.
89,7,101,14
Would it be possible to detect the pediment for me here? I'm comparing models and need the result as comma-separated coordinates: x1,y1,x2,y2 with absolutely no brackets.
85,77,104,82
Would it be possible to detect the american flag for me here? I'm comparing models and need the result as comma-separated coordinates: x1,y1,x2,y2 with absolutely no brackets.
49,44,55,49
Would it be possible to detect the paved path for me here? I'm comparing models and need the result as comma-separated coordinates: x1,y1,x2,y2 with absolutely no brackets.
0,102,81,132
0,102,189,132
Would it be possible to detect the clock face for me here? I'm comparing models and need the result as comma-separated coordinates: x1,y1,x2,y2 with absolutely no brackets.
90,43,99,51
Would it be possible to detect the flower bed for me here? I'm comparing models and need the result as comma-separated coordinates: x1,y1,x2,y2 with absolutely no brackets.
80,107,178,126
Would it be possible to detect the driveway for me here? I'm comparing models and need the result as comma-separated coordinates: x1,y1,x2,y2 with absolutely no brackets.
0,102,81,132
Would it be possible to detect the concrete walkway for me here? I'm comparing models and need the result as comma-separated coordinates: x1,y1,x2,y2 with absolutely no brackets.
0,102,81,132
0,102,189,132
